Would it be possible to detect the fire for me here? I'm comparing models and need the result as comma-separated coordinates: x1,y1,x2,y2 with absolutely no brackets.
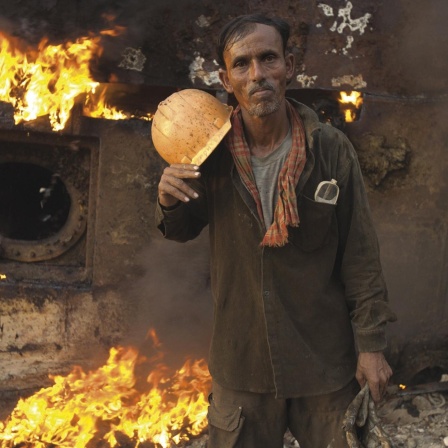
84,88,153,122
0,32,101,131
0,274,6,280
338,91,363,122
0,28,152,131
0,343,211,447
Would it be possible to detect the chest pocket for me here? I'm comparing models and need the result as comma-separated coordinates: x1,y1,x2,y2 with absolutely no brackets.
288,195,336,252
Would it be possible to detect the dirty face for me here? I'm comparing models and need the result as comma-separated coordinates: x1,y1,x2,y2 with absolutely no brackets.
219,23,294,118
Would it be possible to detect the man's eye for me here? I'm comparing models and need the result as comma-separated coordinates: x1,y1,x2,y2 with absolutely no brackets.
234,60,247,68
264,55,276,62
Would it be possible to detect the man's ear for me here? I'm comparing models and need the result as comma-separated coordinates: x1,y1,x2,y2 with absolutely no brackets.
285,52,295,84
219,68,234,94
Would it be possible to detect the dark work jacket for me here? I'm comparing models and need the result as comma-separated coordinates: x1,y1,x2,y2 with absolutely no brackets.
155,100,396,398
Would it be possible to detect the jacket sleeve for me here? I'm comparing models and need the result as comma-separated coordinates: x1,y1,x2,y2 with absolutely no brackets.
155,177,209,242
334,131,397,353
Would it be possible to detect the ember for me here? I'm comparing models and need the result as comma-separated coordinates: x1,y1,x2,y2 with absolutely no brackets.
0,336,211,448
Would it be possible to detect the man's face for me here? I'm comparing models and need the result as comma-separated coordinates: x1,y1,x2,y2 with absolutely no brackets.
219,23,294,117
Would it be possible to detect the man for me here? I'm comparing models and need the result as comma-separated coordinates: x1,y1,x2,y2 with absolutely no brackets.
156,14,396,448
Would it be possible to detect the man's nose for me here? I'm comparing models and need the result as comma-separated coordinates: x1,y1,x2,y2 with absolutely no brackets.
249,60,265,81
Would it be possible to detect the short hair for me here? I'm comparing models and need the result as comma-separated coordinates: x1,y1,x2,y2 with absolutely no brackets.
216,14,290,68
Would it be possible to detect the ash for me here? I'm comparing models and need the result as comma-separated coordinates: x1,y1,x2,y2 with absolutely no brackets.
183,392,448,448
378,391,448,447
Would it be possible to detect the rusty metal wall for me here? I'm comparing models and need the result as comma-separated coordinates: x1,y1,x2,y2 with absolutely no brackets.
0,116,164,391
346,95,448,382
0,0,447,393
0,0,446,95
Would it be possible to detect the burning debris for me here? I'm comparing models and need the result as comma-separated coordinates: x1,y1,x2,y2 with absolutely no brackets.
0,332,211,448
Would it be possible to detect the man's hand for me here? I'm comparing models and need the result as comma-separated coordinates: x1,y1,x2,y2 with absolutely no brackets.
355,352,392,403
158,163,201,208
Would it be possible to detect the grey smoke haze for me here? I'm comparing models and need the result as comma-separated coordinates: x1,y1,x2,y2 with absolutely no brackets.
124,230,214,368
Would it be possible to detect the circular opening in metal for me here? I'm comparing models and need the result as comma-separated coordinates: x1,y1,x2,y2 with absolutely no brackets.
0,162,71,241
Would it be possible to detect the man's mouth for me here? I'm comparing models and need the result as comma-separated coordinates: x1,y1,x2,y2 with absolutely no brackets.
249,84,274,96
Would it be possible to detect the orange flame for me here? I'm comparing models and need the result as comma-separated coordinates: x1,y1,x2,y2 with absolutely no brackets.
0,29,151,131
83,88,153,122
0,274,6,280
0,343,211,447
100,26,127,37
338,91,363,122
0,32,101,131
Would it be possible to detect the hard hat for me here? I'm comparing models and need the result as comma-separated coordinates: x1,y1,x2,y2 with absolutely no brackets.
151,89,233,165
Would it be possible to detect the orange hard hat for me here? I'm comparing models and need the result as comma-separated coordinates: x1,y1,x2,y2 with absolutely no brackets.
151,89,233,165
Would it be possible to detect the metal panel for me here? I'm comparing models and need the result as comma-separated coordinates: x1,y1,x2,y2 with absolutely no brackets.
0,1,446,95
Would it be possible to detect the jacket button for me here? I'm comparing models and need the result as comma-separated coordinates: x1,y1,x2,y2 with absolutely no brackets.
263,290,270,298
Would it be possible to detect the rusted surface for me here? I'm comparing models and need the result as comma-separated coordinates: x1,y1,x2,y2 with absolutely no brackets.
0,128,99,284
0,1,446,95
0,131,91,263
344,95,448,383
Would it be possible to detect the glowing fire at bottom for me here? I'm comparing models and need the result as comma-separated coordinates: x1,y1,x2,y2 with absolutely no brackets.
0,341,211,448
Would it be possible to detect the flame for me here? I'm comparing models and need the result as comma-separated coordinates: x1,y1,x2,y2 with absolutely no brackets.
0,28,151,131
0,342,211,447
399,384,406,390
338,91,363,122
83,88,153,122
0,274,6,280
100,26,127,37
0,32,101,131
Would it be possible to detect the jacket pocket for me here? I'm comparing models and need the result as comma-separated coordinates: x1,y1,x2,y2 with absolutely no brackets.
207,394,245,447
289,195,336,252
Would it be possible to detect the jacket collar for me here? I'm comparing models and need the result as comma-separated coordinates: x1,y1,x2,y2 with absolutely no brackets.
286,98,322,149
285,99,320,195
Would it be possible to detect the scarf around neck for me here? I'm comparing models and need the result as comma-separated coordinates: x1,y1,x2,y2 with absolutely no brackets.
226,100,307,247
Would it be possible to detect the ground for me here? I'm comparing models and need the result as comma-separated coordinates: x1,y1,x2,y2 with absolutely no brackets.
1,388,447,447
184,390,448,448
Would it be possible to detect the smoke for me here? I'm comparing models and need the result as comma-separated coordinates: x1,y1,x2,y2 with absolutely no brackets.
123,230,214,367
